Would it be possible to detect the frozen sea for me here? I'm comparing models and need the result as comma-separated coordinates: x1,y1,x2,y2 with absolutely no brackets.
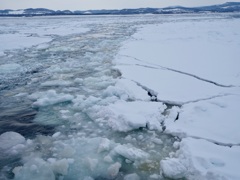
0,14,240,180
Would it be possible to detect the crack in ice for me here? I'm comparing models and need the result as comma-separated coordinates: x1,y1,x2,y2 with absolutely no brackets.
188,135,240,148
120,54,235,88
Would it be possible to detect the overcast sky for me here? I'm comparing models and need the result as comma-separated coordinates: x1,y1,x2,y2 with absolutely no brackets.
1,0,240,10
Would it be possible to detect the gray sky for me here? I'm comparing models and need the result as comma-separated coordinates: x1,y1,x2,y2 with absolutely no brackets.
1,0,240,10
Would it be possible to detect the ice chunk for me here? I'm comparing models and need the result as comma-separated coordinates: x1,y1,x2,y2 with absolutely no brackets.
72,95,100,110
98,138,111,153
13,158,55,180
86,158,98,172
152,138,163,145
52,132,61,138
107,162,121,179
41,80,73,87
0,63,24,74
0,132,25,151
102,101,166,132
160,158,187,179
104,155,113,163
112,144,149,162
30,90,74,107
103,78,149,101
124,173,140,180
60,146,76,158
51,159,69,175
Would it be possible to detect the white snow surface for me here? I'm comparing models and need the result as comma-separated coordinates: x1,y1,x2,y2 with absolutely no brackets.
172,138,240,180
114,14,240,180
100,101,166,132
165,95,240,145
116,17,240,86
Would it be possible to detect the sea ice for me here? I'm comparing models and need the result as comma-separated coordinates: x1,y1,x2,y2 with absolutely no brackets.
160,158,187,179
1,14,239,180
41,80,73,87
29,90,74,107
0,132,25,151
113,14,240,180
115,60,230,103
0,63,24,74
176,138,240,180
103,78,150,101
124,173,140,180
0,17,89,55
101,101,166,132
13,158,55,180
117,18,240,86
111,144,149,162
165,95,240,144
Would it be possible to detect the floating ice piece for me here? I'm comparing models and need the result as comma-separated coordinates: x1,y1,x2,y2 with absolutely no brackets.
51,158,69,175
30,90,74,107
107,162,121,179
41,80,73,87
102,101,166,132
103,78,149,101
83,76,114,90
0,63,24,74
160,158,187,179
98,138,111,153
13,158,55,180
52,132,61,138
86,158,98,172
0,131,25,151
112,144,149,162
72,95,100,110
151,138,163,145
124,173,140,180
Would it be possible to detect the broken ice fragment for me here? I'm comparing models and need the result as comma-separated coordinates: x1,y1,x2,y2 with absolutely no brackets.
160,158,187,179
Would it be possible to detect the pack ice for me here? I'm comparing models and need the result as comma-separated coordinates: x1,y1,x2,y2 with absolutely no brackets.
0,13,240,180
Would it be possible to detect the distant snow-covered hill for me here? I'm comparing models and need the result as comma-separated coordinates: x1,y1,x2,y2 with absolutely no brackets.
0,2,240,16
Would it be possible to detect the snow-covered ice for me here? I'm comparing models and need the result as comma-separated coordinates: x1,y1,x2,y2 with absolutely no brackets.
163,138,240,180
165,95,240,145
100,101,166,132
114,13,240,179
116,16,240,86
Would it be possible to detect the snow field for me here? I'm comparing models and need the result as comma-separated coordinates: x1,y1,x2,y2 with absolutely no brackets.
115,14,240,179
